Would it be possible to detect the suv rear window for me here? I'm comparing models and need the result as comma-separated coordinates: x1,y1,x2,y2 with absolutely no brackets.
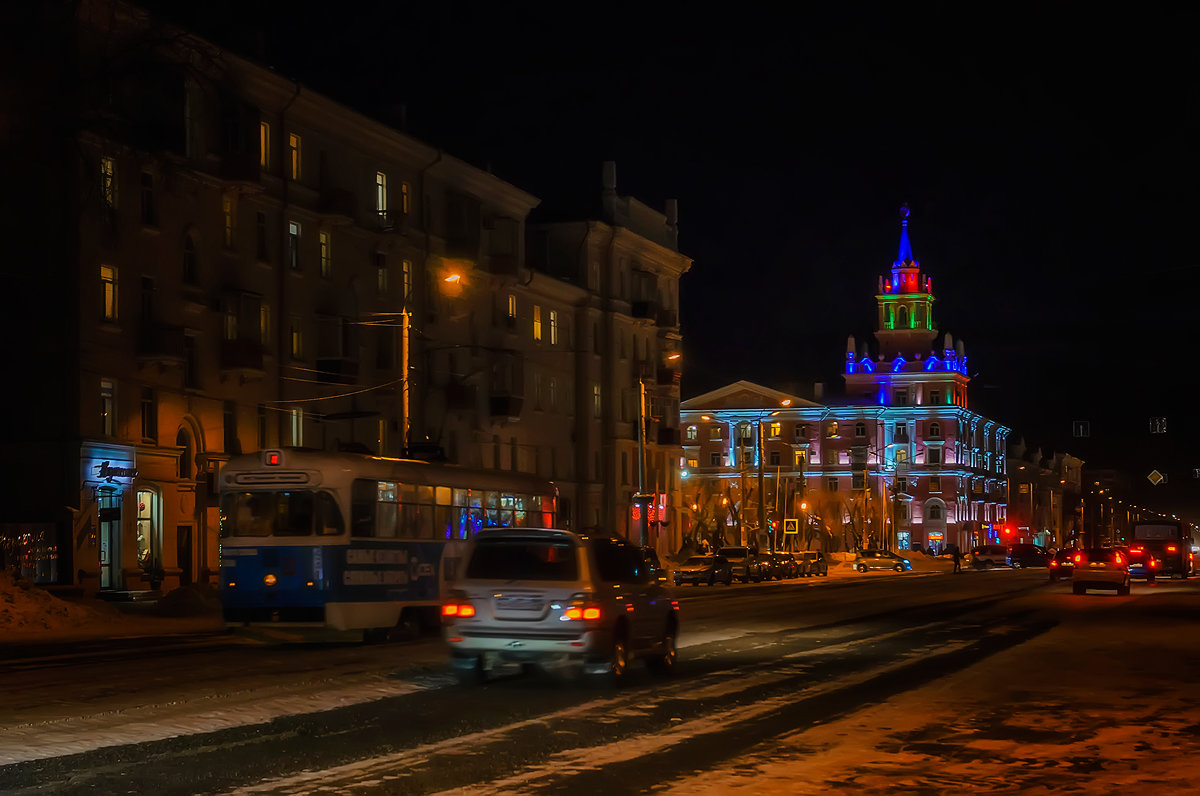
465,537,579,581
1080,548,1121,563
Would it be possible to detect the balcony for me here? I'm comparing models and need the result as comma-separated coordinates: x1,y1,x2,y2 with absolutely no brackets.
631,300,659,320
219,338,265,381
488,392,524,419
315,356,358,386
136,322,187,367
217,152,260,188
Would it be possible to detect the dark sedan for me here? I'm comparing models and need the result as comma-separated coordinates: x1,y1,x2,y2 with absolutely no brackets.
1048,548,1076,581
674,555,734,586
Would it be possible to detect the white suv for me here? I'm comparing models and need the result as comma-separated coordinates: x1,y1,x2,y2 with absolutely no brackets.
442,528,679,685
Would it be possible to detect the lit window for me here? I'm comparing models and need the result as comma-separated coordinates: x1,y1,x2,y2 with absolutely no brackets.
533,305,542,341
685,425,697,441
709,426,721,440
793,450,806,467
930,476,942,492
376,171,388,218
100,379,115,436
402,259,412,301
287,221,300,270
400,182,411,215
507,294,517,320
100,265,118,322
290,318,303,359
259,122,270,169
100,157,116,208
827,421,839,438
291,408,304,446
319,231,331,277
769,422,781,438
593,384,602,418
223,196,234,247
288,133,301,180
549,310,559,345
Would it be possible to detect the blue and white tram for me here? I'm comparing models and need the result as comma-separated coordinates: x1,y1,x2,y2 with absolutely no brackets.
218,448,559,637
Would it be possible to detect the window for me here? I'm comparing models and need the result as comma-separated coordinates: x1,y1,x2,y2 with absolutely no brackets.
259,121,270,169
855,421,866,438
290,318,303,359
376,252,388,295
928,504,944,521
375,171,388,218
593,384,602,418
287,133,301,180
895,422,909,443
257,404,268,449
135,488,158,571
795,424,809,441
533,305,543,341
100,265,118,322
896,476,908,494
256,212,268,261
183,235,198,285
709,426,722,440
929,389,942,405
894,389,908,406
852,471,865,490
223,401,238,454
826,477,839,492
548,377,558,411
100,379,115,436
929,421,942,438
100,157,116,208
826,421,839,438
290,408,303,446
927,447,942,465
403,259,413,301
223,196,234,247
319,231,331,277
140,387,157,442
400,182,411,215
793,450,806,467
223,301,237,340
685,425,697,441
260,302,271,346
929,475,942,492
710,452,722,467
287,222,300,270
140,172,156,226
769,450,781,466
534,373,543,410
549,310,559,345
769,422,781,438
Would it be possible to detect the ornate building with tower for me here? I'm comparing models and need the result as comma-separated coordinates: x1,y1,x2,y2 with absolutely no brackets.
681,210,1009,553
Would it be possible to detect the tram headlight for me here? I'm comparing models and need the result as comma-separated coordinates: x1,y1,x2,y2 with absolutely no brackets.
264,573,278,587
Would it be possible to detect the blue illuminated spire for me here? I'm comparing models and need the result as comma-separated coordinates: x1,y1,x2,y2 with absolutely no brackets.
895,204,917,266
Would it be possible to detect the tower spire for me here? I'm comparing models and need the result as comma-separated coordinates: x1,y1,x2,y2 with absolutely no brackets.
895,203,916,266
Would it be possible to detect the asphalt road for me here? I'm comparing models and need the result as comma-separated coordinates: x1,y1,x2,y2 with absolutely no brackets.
2,569,1196,794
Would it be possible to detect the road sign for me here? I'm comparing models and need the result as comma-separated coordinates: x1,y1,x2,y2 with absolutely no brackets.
783,518,799,534
1147,470,1165,486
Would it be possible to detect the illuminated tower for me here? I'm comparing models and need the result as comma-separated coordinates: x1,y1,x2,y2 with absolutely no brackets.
875,205,937,358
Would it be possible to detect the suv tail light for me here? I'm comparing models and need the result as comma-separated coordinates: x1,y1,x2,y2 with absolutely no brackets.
1074,553,1084,564
1166,545,1177,553
442,602,476,619
562,594,603,622
1150,559,1159,568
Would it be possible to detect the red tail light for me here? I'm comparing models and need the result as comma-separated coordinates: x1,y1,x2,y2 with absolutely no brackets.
1114,553,1124,565
564,604,602,621
1150,559,1159,568
1131,546,1144,552
442,603,476,618
1166,545,1177,553
1074,553,1083,564
1049,560,1058,568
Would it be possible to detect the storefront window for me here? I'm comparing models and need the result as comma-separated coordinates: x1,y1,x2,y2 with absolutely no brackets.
136,489,158,571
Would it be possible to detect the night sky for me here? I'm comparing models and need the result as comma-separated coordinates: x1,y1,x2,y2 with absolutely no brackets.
141,1,1196,515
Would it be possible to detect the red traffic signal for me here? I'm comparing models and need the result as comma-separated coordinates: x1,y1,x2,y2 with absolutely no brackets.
1001,526,1014,536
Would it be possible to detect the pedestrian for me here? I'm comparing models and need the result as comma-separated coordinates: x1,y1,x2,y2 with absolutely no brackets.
952,545,962,573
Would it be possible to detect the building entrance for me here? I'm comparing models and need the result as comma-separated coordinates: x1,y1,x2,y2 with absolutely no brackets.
98,487,122,589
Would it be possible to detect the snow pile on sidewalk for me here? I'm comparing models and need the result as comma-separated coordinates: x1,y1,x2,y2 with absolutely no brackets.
0,570,122,635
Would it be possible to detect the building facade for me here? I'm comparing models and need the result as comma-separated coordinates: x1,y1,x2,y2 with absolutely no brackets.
681,212,1009,553
1,0,689,592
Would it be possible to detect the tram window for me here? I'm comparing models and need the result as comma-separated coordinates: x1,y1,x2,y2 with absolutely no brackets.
437,505,453,539
399,503,417,537
453,488,469,507
378,481,398,503
468,506,486,536
485,491,500,528
376,500,397,538
416,503,434,538
351,479,376,537
317,492,344,535
435,486,452,506
274,491,315,536
417,485,435,506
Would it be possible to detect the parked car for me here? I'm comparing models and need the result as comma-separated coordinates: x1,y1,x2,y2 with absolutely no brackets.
674,555,734,586
718,546,764,583
855,549,913,573
970,545,1009,569
798,550,829,577
1007,543,1050,568
1124,545,1160,582
1048,548,1077,581
769,552,799,579
1071,547,1131,595
639,547,669,584
442,528,679,685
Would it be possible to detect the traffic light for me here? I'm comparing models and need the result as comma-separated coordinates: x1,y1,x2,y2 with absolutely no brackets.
1002,525,1014,538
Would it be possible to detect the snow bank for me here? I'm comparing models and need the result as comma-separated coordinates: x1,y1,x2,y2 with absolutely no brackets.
0,570,122,636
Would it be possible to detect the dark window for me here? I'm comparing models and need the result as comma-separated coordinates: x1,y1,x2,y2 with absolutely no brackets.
466,537,579,580
140,387,157,442
140,172,156,226
183,236,198,284
256,212,268,261
223,401,239,454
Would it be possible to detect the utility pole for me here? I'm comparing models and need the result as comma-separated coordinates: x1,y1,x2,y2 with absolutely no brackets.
634,378,650,547
757,420,767,552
